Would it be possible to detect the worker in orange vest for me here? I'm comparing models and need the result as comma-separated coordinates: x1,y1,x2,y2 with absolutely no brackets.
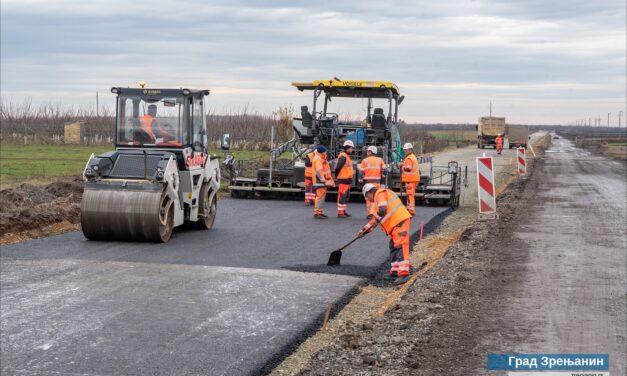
334,140,355,218
139,105,159,143
495,134,504,155
139,105,170,143
359,183,412,285
303,150,316,206
400,143,420,215
359,145,386,218
312,145,334,219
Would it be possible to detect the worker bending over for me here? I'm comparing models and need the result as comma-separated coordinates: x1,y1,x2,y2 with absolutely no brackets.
400,143,420,215
335,140,355,218
312,146,334,219
359,145,386,218
495,134,504,155
303,150,316,206
359,183,412,285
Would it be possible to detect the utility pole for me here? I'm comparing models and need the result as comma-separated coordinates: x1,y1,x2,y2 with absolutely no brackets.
489,101,492,117
619,111,623,128
96,91,99,118
607,112,610,127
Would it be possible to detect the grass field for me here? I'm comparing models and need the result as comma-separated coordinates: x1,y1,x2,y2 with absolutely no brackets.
0,144,281,189
0,145,111,189
1,135,472,190
428,130,475,141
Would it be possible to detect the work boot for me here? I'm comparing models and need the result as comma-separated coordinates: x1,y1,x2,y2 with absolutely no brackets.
383,273,397,281
314,213,326,219
394,275,411,285
366,214,373,219
338,212,352,218
320,213,329,218
305,201,312,206
343,212,352,217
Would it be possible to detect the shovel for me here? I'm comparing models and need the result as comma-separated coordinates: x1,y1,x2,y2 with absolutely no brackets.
327,233,363,266
327,216,380,266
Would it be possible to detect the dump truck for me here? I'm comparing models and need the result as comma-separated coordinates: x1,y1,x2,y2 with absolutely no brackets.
227,79,464,207
477,116,506,149
80,86,221,242
507,124,529,148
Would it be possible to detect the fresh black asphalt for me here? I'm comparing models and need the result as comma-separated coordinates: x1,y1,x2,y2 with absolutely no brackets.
1,199,447,375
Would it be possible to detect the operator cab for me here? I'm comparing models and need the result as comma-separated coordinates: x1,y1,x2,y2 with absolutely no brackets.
291,80,405,163
112,87,211,171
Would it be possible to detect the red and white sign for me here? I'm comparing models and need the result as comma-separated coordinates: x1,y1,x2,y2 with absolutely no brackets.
476,156,497,218
517,147,527,177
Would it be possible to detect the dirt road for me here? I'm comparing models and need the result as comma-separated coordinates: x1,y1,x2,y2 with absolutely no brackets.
298,135,626,375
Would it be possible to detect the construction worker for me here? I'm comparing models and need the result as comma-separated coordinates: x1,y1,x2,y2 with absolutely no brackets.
400,143,420,215
335,140,355,218
139,105,159,143
358,183,412,285
359,145,386,218
303,150,316,206
312,145,334,219
495,134,504,155
139,105,169,143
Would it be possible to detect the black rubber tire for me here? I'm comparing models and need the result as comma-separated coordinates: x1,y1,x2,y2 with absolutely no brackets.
195,183,217,230
158,194,174,242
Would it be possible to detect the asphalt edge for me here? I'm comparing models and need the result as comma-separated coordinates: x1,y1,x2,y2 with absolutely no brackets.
256,206,454,376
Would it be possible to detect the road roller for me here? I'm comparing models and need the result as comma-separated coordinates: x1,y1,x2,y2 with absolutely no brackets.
80,86,221,242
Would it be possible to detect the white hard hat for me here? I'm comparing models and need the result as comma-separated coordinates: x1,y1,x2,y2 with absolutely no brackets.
403,142,413,150
367,146,378,154
343,140,354,148
362,183,377,198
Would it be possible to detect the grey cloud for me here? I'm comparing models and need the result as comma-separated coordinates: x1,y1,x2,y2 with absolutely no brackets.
1,0,625,124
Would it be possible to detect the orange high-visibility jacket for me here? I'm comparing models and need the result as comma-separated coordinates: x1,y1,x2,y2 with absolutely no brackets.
360,156,385,182
496,136,503,146
401,153,420,183
336,151,354,181
371,188,411,234
304,152,315,179
312,152,332,187
140,115,157,141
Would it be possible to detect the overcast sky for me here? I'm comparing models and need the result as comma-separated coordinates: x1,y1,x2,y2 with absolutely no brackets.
1,0,625,124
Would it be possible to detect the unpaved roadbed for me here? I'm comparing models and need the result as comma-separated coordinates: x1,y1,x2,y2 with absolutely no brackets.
0,179,83,243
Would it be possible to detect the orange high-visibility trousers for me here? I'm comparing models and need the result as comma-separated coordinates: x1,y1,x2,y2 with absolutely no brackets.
337,183,350,214
304,178,315,204
314,187,327,215
404,182,417,215
365,182,381,217
389,219,411,276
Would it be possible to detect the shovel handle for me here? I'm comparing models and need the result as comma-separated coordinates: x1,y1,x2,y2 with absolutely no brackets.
337,215,382,252
336,234,361,252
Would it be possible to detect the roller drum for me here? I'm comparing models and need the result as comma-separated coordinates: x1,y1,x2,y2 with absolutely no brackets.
81,185,174,242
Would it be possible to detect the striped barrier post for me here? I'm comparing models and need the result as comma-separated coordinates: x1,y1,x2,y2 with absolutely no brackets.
476,156,498,219
517,147,527,178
